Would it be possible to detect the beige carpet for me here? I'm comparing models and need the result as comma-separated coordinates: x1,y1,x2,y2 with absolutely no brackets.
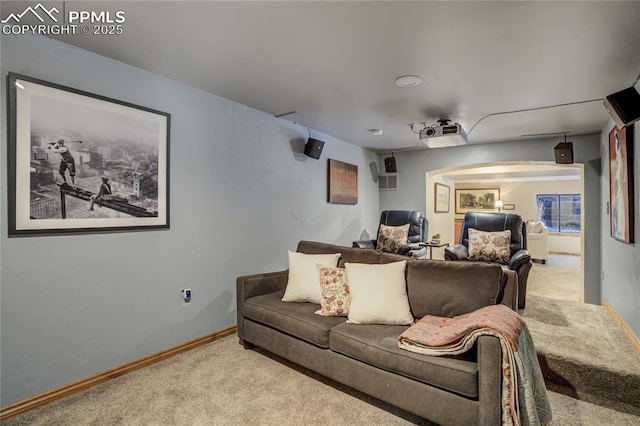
524,254,640,417
524,295,640,414
527,254,582,302
3,334,640,426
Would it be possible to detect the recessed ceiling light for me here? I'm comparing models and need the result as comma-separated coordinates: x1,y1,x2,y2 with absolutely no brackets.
395,75,422,88
369,129,383,136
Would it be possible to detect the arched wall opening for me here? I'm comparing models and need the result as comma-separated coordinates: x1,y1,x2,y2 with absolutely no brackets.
425,161,585,302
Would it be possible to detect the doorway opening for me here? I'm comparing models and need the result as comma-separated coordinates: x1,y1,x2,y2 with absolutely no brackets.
426,161,585,303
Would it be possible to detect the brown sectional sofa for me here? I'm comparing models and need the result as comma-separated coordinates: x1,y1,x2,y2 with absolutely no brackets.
236,241,519,425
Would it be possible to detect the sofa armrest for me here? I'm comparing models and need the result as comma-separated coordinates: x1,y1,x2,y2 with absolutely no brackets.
237,270,288,302
352,239,376,249
501,269,518,311
477,335,502,425
509,249,531,271
444,244,469,261
237,270,288,342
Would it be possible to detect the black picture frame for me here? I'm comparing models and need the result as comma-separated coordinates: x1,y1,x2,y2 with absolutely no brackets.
7,72,170,236
455,188,500,214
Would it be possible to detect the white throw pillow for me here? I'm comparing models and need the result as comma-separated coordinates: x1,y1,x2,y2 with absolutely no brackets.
345,261,414,325
282,251,341,304
531,221,545,233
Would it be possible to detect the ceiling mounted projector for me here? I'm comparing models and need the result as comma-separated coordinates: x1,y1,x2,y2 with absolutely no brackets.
419,120,468,148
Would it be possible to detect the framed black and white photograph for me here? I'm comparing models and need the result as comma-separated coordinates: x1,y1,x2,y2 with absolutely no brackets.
455,188,500,214
7,73,170,236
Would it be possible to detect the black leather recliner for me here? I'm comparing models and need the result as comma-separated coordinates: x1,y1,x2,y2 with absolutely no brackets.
353,210,428,258
444,212,532,309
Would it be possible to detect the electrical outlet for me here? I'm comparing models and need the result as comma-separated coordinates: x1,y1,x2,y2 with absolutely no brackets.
182,289,191,303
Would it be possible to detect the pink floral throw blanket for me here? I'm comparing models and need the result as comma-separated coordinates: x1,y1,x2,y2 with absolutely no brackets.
398,305,552,426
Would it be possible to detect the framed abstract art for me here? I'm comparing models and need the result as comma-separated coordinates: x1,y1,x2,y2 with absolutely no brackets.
609,125,634,243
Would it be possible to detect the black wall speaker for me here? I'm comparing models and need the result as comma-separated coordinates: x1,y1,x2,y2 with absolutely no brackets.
384,156,397,173
304,138,325,159
603,86,640,129
554,142,574,164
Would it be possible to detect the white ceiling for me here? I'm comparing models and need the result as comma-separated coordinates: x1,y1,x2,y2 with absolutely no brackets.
3,1,640,151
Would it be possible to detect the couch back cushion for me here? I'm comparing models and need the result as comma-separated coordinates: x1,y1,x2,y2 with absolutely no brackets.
338,247,382,266
378,251,411,264
297,240,381,266
296,241,508,317
406,260,504,318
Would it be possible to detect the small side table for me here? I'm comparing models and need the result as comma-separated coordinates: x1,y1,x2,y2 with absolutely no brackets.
419,241,450,260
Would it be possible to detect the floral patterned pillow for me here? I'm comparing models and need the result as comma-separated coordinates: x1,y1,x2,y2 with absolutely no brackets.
376,223,410,253
315,267,350,317
468,228,511,264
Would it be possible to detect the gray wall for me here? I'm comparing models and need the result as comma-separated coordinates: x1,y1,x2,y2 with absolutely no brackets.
0,35,379,406
600,80,640,338
379,134,602,304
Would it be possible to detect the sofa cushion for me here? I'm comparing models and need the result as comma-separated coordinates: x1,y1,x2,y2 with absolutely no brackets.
296,240,382,266
282,251,341,304
338,247,382,266
330,323,478,398
406,260,504,318
245,291,346,348
345,261,413,325
378,251,411,263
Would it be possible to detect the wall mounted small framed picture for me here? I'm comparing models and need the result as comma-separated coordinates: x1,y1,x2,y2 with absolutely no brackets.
503,203,516,211
434,182,450,213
